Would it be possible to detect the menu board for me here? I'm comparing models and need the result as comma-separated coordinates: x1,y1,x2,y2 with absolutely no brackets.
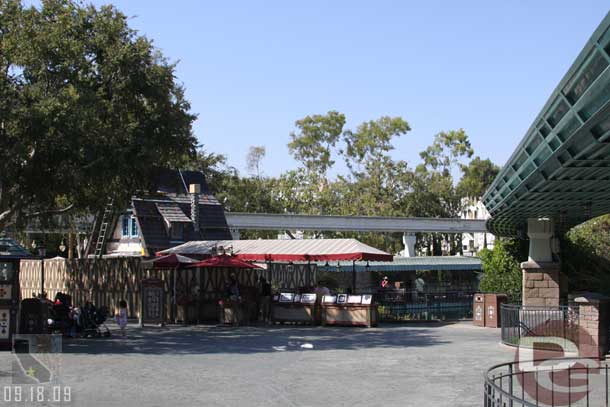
322,295,337,304
0,262,14,282
300,294,317,304
279,293,295,303
347,295,362,304
141,278,165,325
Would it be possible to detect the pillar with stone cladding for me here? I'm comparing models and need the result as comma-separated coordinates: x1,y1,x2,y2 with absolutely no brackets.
521,218,563,307
572,293,610,359
521,262,562,307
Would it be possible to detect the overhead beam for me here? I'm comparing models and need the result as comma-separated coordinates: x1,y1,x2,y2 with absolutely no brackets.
224,212,487,233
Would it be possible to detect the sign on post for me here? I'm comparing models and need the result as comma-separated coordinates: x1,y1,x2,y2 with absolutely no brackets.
140,278,166,326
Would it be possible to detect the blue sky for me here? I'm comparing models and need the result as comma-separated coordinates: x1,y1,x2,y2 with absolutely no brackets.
89,1,609,176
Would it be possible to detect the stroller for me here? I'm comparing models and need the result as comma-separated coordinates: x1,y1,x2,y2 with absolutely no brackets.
47,294,110,338
48,293,76,336
79,301,111,338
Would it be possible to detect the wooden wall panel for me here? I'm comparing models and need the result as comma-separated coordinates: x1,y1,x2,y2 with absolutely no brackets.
19,259,318,319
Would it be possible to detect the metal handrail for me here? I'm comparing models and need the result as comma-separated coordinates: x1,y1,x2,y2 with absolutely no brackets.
484,357,605,407
500,303,579,348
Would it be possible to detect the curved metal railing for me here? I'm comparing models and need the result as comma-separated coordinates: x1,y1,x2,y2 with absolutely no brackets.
500,303,580,348
485,357,608,407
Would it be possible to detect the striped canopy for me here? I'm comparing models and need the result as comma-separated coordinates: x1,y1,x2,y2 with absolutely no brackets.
158,238,393,262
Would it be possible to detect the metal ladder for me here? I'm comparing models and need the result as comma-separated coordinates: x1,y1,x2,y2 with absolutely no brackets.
94,199,114,258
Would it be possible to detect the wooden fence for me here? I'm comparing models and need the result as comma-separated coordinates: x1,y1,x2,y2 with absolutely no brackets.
19,258,318,319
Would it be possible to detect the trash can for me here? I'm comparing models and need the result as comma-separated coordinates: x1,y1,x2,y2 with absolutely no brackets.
19,299,49,335
473,293,485,327
484,293,507,328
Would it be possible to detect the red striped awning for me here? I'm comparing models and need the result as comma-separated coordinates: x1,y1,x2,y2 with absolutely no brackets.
158,238,392,262
186,254,262,269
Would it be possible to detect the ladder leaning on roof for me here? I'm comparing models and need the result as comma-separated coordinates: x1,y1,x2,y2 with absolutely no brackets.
93,199,115,258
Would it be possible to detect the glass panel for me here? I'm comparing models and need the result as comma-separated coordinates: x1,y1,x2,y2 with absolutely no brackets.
539,123,551,137
579,81,610,121
592,116,610,138
525,134,542,155
547,98,570,128
548,136,561,151
122,216,129,237
533,146,552,166
556,115,580,142
563,51,608,104
130,217,138,237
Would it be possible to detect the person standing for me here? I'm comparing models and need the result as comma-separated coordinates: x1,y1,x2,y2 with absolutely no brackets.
258,276,272,323
314,281,330,300
115,300,128,338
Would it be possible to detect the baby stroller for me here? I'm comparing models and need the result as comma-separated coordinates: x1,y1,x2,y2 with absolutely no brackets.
79,302,111,338
48,293,76,336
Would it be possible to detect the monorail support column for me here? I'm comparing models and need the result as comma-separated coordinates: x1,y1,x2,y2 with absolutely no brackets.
230,228,241,240
521,218,564,307
402,233,416,257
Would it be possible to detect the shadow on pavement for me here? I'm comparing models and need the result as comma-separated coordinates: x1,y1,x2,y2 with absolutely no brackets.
61,322,454,355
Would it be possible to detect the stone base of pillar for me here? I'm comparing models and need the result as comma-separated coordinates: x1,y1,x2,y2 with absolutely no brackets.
572,293,610,359
521,261,563,307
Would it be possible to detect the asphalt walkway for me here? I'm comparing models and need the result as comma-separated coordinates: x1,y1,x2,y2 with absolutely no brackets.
0,322,513,407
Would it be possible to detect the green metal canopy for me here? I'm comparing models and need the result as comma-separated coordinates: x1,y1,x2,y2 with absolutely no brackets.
483,11,610,237
317,256,482,272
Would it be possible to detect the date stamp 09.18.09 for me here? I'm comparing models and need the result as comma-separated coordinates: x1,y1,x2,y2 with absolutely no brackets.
0,334,73,407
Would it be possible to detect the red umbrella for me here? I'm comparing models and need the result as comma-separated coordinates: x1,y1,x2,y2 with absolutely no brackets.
143,253,197,269
187,254,262,269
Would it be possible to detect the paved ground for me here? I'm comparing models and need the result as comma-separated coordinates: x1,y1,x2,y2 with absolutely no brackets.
0,322,514,407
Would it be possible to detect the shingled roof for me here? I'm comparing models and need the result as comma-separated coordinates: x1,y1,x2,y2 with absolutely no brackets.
133,195,232,255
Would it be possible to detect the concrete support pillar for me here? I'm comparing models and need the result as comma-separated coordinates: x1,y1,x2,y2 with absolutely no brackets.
230,229,241,240
527,218,554,263
402,232,416,257
522,218,563,307
572,293,610,358
521,261,562,307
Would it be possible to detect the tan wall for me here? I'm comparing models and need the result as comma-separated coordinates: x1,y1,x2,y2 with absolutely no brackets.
19,259,316,319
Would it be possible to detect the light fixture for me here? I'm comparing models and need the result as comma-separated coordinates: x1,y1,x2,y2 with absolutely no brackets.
59,240,66,253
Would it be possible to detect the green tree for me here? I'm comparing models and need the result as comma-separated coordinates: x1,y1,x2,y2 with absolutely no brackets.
562,215,610,296
413,129,475,255
342,116,410,173
479,239,526,298
183,147,231,194
0,0,196,231
419,129,474,174
457,157,500,198
246,145,266,178
288,111,345,176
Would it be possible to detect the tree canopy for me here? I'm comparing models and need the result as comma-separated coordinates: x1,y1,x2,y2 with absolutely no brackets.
190,110,499,254
0,0,196,230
